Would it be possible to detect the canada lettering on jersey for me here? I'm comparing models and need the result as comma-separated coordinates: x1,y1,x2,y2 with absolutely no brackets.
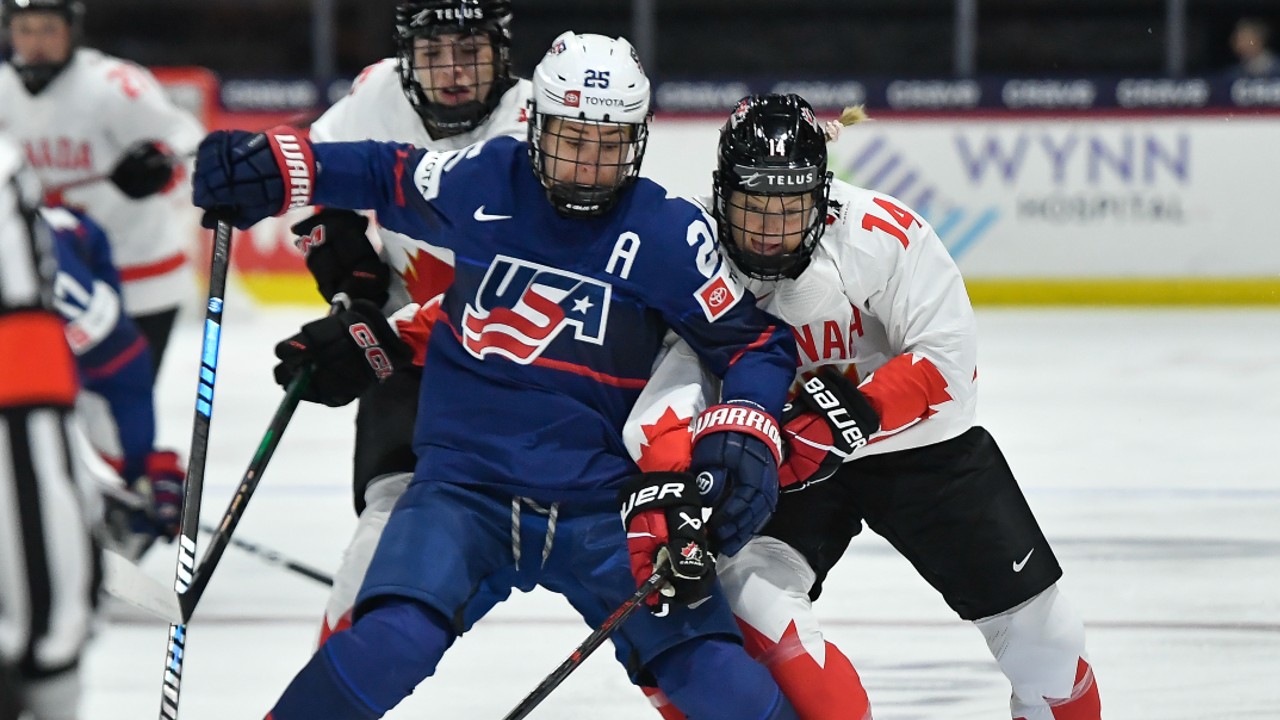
24,138,93,171
792,305,866,365
461,255,611,364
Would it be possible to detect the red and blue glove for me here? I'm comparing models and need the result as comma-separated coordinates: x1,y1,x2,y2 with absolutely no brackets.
619,472,713,611
133,450,185,540
192,127,315,230
688,401,784,557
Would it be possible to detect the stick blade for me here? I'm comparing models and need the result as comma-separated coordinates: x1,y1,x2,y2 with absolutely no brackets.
102,548,184,624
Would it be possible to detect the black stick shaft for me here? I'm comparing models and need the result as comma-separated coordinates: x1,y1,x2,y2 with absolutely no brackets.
158,218,232,720
501,562,671,720
178,363,314,618
178,298,342,619
197,523,334,587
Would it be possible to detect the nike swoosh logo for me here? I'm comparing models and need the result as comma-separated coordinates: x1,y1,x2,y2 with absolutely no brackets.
474,206,511,222
1012,548,1035,572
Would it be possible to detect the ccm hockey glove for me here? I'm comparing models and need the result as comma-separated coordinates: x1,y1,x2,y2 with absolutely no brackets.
292,209,390,307
689,402,784,557
273,299,412,407
192,127,314,230
110,140,177,199
619,472,713,611
778,366,880,490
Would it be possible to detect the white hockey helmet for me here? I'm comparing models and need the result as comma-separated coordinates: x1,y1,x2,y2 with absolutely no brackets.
528,31,652,217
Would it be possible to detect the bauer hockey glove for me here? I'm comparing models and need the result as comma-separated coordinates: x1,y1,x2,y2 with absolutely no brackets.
273,299,412,407
778,366,881,491
292,209,390,308
110,140,178,199
619,472,714,611
192,127,314,230
688,401,784,557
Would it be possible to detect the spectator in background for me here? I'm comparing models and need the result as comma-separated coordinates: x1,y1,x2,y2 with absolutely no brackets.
1227,17,1280,78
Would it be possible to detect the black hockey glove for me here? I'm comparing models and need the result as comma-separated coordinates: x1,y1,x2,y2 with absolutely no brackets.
778,366,880,491
619,472,713,612
291,209,390,307
110,140,177,199
273,299,412,407
689,402,784,557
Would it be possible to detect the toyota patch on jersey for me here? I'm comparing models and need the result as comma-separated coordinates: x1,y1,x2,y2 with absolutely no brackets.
694,269,742,322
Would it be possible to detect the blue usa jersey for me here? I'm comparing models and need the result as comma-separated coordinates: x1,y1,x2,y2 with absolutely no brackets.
311,136,797,503
44,207,156,480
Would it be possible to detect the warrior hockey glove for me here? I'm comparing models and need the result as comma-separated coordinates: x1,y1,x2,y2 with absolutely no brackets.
273,299,412,407
619,472,713,611
689,402,784,557
110,140,178,199
778,366,880,490
292,209,390,307
192,127,314,230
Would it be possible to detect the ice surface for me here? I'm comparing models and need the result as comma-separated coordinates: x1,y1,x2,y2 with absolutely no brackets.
82,307,1280,719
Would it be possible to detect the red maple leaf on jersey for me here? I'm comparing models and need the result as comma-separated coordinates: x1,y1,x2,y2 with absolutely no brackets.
635,407,693,473
858,353,953,433
399,248,454,305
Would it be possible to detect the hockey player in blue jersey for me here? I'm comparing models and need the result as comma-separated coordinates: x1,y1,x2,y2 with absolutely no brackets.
44,205,184,551
193,31,802,720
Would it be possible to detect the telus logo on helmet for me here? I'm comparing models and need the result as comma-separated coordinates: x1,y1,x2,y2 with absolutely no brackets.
414,7,484,26
737,169,817,189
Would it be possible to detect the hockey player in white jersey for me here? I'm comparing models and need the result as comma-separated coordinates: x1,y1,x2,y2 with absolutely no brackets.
0,0,204,375
699,94,1102,720
292,0,533,643
0,135,99,720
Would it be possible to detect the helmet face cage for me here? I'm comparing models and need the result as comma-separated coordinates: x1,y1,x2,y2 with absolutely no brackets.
2,0,84,94
713,94,832,281
394,0,514,138
529,112,649,218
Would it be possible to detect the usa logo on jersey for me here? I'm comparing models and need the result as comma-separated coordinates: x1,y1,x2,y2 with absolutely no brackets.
462,255,611,363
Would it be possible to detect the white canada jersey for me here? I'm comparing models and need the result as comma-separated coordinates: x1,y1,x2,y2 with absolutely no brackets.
0,48,205,315
629,180,980,465
309,59,532,308
750,178,978,456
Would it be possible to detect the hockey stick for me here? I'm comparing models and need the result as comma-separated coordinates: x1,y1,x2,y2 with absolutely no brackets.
158,217,232,720
91,477,334,588
500,559,673,720
102,547,184,624
45,147,198,196
197,522,335,587
176,295,346,620
47,111,325,197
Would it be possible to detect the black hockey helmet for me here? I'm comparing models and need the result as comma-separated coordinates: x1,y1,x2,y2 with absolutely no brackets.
394,0,515,139
1,0,84,94
713,94,832,280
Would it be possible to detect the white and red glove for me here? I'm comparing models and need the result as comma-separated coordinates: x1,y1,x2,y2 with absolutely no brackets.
778,366,880,491
619,472,713,611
